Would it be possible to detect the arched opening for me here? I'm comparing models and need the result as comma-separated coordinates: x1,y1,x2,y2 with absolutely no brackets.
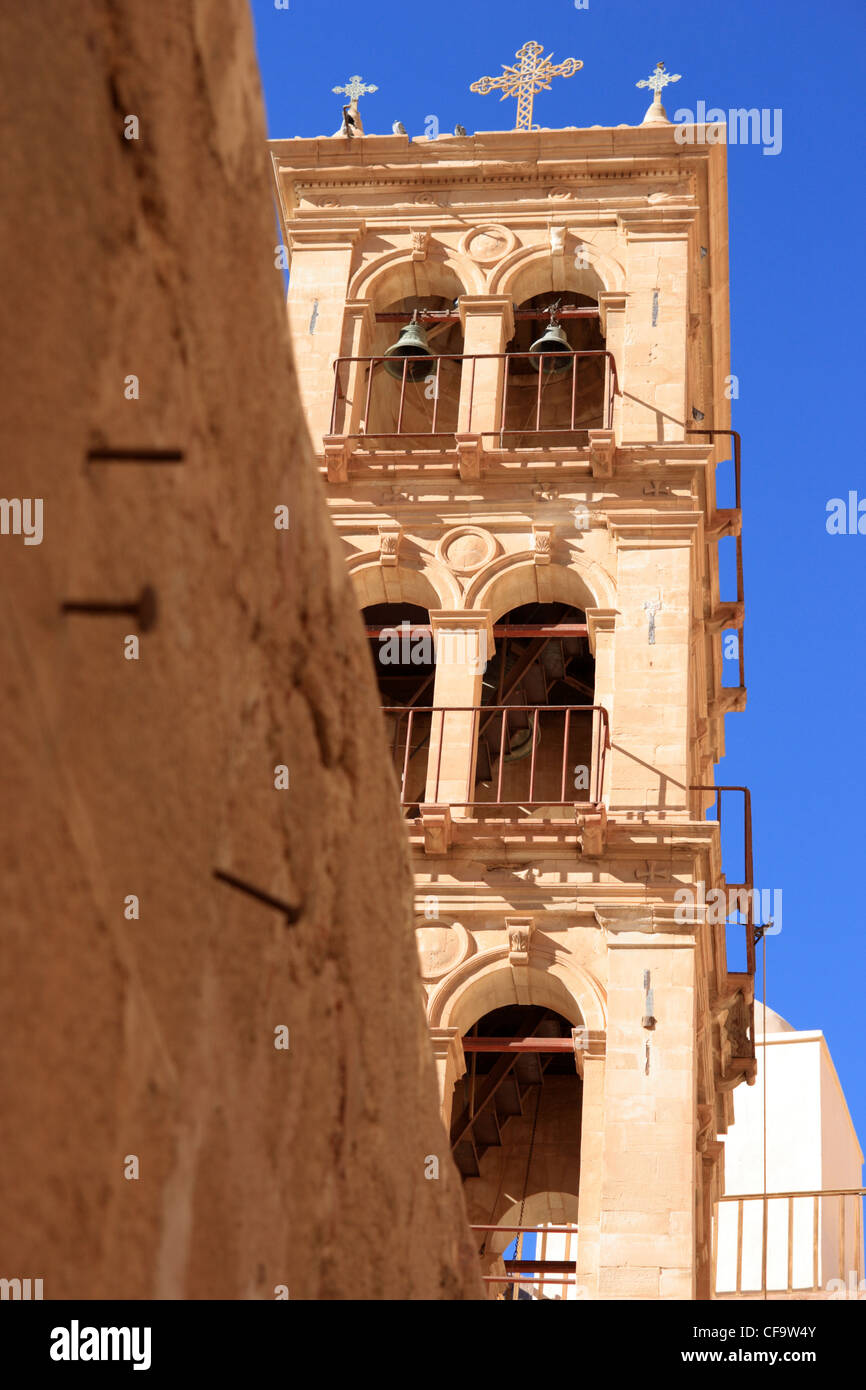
452,1003,583,1301
364,601,438,817
502,291,607,448
472,601,598,815
361,291,464,446
363,601,435,706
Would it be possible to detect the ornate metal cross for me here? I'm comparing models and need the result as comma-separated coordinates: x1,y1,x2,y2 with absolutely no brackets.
470,40,582,132
636,60,681,108
332,74,378,103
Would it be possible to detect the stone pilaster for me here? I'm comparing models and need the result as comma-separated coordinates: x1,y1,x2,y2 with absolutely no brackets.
595,907,698,1300
284,221,366,443
427,611,495,812
456,295,516,440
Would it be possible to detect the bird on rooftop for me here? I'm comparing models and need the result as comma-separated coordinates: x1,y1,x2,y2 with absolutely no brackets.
341,106,357,136
455,123,467,136
393,120,407,135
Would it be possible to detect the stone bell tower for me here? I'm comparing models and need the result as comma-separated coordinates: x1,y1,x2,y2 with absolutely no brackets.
269,59,755,1301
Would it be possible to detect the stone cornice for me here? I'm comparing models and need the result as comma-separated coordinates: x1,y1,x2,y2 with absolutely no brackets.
286,219,366,251
594,903,698,940
269,123,716,171
607,509,703,546
616,206,698,238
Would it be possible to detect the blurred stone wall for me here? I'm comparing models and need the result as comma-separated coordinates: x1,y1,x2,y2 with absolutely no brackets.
0,0,480,1300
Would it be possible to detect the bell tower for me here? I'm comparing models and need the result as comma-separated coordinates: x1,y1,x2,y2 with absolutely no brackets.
270,63,755,1301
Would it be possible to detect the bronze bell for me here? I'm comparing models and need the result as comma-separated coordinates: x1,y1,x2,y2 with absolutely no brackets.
529,313,573,376
383,311,434,381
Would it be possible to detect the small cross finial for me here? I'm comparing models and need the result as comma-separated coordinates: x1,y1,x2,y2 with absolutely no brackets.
635,60,681,125
332,74,378,103
470,39,583,132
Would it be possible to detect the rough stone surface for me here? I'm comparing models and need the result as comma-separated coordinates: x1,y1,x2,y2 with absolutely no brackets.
0,1,481,1300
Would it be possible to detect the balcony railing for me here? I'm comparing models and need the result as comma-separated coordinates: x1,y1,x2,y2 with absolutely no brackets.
330,350,618,447
472,1224,580,1298
690,783,756,979
714,1189,866,1297
382,704,609,816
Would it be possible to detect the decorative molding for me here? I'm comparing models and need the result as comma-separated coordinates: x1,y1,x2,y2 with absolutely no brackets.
548,224,567,254
585,607,618,656
616,207,697,238
505,914,535,965
429,609,495,663
597,290,627,337
594,903,696,937
428,1026,466,1075
706,600,744,634
531,524,554,565
410,227,432,260
342,298,376,335
607,509,703,546
588,428,616,479
286,220,366,252
377,522,403,567
455,432,483,481
709,688,747,717
706,508,742,542
419,804,452,855
426,939,608,1033
322,435,354,484
573,1027,607,1078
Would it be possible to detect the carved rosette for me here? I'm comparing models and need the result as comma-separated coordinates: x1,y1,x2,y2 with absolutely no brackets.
415,918,472,982
435,525,498,578
459,224,517,266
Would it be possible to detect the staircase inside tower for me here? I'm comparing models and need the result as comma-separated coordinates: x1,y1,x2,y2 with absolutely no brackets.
452,1004,583,1299
472,602,596,815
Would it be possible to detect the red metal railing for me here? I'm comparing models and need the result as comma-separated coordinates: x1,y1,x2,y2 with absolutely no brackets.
471,1224,580,1293
382,704,609,814
330,350,618,445
690,783,756,977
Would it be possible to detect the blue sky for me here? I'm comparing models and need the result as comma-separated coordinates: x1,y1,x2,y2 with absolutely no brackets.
250,0,866,1147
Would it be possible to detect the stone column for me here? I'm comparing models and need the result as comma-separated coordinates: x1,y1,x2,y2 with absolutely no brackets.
285,221,366,445
425,611,494,813
616,212,695,443
595,907,698,1300
456,295,515,441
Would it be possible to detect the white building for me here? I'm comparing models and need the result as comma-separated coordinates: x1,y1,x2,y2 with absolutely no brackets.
715,1005,864,1298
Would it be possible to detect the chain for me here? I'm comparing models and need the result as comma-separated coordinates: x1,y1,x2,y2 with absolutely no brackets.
515,1083,543,1267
